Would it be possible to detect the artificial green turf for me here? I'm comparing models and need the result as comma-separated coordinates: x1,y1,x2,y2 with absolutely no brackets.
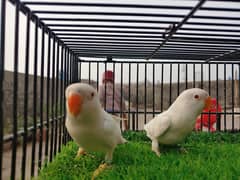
38,131,240,180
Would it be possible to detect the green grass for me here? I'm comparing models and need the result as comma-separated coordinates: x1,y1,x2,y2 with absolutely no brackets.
38,131,240,180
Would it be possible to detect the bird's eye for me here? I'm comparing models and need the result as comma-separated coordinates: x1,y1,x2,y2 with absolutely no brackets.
91,92,94,97
194,94,199,99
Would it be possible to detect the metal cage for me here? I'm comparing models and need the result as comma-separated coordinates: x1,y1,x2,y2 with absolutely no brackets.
0,0,240,179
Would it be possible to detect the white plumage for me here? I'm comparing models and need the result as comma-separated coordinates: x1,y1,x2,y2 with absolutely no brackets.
144,88,211,156
65,83,126,163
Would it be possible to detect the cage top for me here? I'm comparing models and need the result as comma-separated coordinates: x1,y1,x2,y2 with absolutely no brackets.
19,0,240,62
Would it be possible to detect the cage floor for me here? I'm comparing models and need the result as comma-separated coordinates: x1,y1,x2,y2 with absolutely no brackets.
38,131,240,180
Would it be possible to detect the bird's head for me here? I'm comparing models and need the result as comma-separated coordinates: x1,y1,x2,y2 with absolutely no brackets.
175,88,212,115
65,83,100,118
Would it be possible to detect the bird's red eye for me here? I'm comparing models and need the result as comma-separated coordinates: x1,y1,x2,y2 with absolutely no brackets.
194,95,199,99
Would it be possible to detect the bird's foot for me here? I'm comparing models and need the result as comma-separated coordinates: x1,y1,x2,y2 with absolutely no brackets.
75,148,95,159
76,147,86,158
180,147,188,154
154,150,161,157
91,163,111,180
152,140,161,157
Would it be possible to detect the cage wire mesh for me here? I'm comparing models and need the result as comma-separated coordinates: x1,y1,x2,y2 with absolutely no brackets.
0,0,240,179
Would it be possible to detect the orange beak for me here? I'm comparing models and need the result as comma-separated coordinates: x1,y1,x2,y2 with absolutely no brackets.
204,96,212,110
68,93,83,117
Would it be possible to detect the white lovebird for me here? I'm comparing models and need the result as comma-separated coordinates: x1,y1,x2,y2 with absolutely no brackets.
144,88,211,156
65,83,126,170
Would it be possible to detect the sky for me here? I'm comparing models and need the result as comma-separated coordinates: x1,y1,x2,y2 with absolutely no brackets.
3,0,240,84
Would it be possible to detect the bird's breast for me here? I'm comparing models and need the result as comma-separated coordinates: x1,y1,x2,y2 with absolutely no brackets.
66,120,115,152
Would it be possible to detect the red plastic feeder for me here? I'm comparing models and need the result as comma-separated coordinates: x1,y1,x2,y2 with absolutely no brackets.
195,98,222,132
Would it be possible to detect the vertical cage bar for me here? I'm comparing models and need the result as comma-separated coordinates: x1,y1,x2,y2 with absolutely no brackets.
66,52,69,135
65,49,69,144
74,56,77,81
208,63,211,132
144,64,147,124
72,56,76,81
76,56,78,82
152,64,155,117
185,64,188,89
104,63,107,110
200,64,203,89
66,53,70,142
131,64,135,129
71,55,73,83
169,64,172,106
59,45,64,152
76,57,79,81
50,36,56,162
239,64,240,130
45,32,51,162
136,63,139,130
68,52,72,142
73,56,76,82
73,55,76,81
31,19,38,177
128,63,131,128
232,64,234,130
76,57,78,82
38,26,45,171
96,62,99,91
216,64,220,131
224,63,226,131
72,56,74,82
11,2,20,179
208,64,211,97
64,50,69,143
75,57,79,82
120,63,123,130
112,62,115,113
78,57,81,83
70,54,73,82
54,40,60,157
63,48,68,145
63,49,68,145
200,63,203,131
161,64,164,112
75,56,77,82
0,0,6,178
69,53,72,83
78,57,80,82
88,62,91,84
21,10,30,180
193,64,195,88
68,52,71,84
177,64,180,95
